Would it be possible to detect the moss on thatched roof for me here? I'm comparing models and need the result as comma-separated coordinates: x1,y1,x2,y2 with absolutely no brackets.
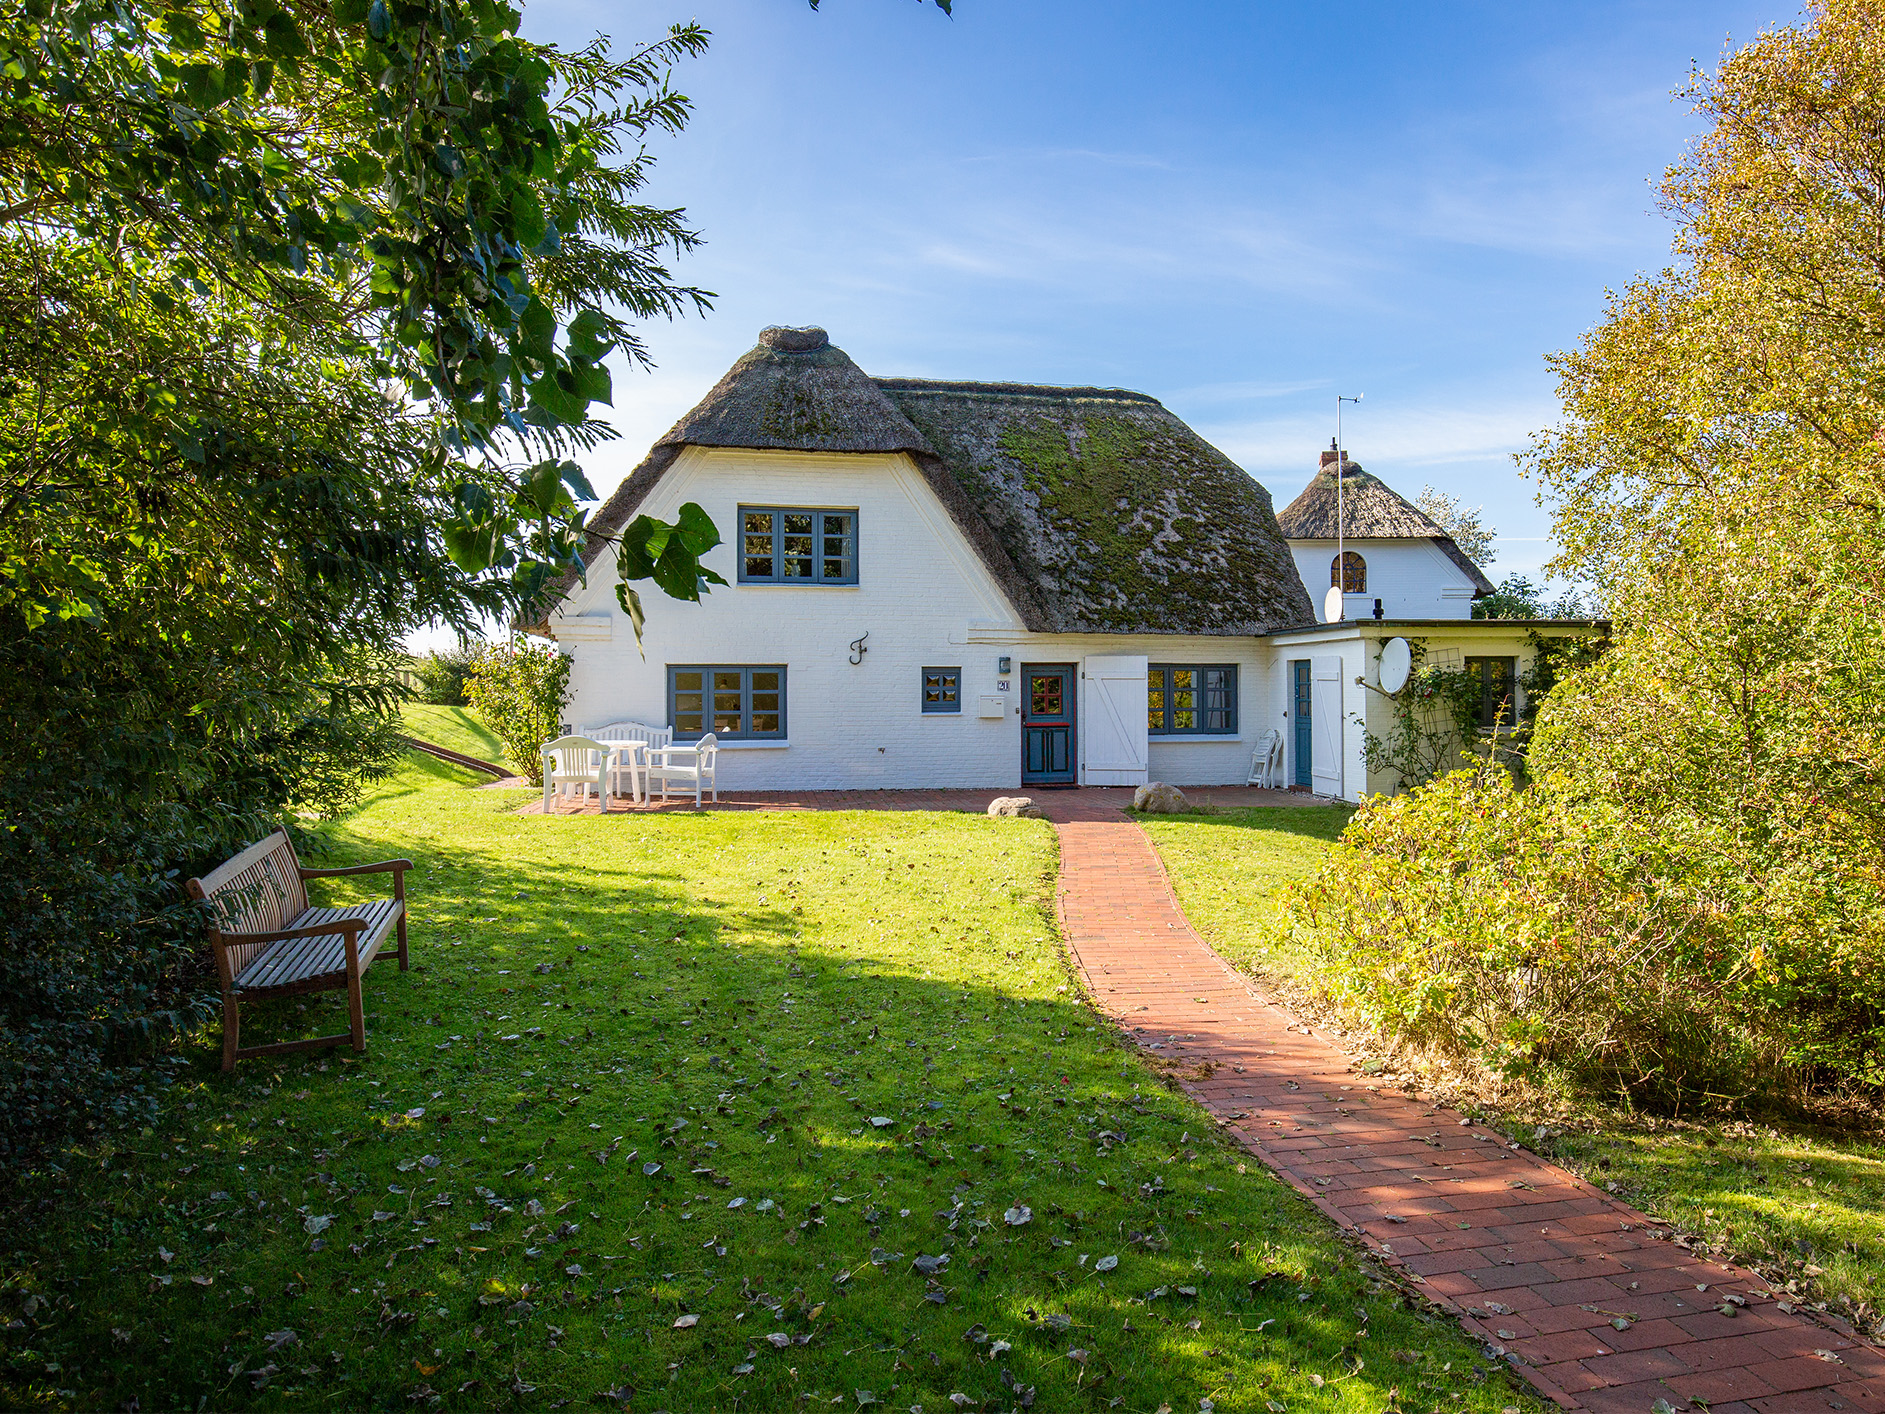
532,328,1315,636
1276,455,1495,595
877,379,1311,635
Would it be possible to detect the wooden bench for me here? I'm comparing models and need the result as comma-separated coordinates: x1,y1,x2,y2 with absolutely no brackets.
186,830,412,1071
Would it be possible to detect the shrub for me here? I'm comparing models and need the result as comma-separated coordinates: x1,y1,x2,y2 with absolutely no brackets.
464,640,571,784
1287,752,1885,1111
411,642,481,705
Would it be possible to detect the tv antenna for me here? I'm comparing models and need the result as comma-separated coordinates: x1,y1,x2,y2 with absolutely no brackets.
1324,393,1363,623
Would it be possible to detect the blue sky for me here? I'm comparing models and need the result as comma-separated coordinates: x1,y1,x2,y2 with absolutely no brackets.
444,0,1794,643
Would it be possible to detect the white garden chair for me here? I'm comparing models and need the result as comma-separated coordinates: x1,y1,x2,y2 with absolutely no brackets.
1248,729,1286,789
581,721,673,804
541,735,611,814
646,733,719,807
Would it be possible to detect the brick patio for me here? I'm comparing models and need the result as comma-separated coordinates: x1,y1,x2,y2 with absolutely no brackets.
1045,799,1885,1414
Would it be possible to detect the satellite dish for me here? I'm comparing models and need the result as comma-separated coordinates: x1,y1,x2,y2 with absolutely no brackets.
1378,636,1412,694
1322,585,1346,623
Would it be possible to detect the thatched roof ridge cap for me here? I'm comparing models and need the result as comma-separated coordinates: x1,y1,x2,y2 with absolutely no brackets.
873,376,1164,406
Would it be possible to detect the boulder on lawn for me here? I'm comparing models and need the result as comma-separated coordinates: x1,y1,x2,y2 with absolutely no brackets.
1132,782,1188,814
986,796,1043,818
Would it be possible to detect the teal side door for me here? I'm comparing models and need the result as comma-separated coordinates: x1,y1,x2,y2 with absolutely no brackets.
1291,659,1312,787
1021,664,1076,785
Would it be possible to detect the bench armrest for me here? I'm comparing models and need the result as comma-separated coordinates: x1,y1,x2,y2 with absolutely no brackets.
298,859,413,879
211,918,365,947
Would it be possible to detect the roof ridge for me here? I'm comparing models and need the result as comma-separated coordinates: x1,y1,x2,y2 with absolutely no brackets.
873,376,1163,405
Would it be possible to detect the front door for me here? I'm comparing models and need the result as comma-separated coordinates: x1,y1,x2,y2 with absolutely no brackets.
1291,659,1312,788
1021,663,1076,785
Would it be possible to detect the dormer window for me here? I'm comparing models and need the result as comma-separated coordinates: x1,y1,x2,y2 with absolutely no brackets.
739,506,858,585
1331,550,1366,593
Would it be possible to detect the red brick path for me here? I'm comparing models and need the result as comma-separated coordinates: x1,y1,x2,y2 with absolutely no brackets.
1040,797,1885,1414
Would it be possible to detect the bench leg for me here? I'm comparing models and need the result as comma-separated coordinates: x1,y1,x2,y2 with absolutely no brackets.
347,966,366,1052
222,993,241,1072
397,912,409,971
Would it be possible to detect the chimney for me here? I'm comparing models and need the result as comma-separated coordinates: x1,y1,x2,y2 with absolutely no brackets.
1320,438,1339,468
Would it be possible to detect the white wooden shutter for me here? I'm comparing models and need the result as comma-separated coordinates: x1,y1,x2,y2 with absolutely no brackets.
1078,655,1149,786
1311,655,1344,798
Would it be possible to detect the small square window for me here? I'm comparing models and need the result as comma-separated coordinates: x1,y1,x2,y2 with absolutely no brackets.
922,667,961,713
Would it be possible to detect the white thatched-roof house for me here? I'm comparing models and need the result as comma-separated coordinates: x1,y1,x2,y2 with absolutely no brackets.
531,327,1597,800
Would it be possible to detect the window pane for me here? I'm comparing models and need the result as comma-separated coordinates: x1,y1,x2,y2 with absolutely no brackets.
742,511,776,580
1147,671,1166,732
1331,551,1366,592
820,513,855,581
1030,674,1062,715
781,513,814,578
1171,668,1197,730
672,670,704,734
1204,667,1235,731
712,670,743,733
751,665,781,733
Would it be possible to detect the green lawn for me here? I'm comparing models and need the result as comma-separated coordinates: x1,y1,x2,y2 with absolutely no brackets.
0,766,1534,1412
1142,805,1885,1345
401,703,506,765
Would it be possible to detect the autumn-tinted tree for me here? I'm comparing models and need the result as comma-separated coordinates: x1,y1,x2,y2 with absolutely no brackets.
1291,0,1885,1105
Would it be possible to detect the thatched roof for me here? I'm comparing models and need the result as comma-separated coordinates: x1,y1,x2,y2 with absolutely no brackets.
529,326,1314,636
877,378,1311,634
1276,451,1495,594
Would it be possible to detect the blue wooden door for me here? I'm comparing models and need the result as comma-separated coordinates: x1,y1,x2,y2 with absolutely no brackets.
1291,660,1312,788
1021,664,1076,784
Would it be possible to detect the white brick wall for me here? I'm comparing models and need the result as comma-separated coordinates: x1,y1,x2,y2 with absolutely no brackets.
551,448,1288,790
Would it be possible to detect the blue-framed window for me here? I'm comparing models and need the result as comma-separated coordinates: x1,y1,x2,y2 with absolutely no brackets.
738,506,858,585
921,667,961,713
668,665,787,741
1148,664,1237,735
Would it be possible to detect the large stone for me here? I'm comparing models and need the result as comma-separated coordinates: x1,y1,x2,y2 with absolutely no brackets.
1132,782,1189,814
986,796,1043,818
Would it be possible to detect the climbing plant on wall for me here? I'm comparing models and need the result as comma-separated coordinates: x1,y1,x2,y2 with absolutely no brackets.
1358,641,1487,793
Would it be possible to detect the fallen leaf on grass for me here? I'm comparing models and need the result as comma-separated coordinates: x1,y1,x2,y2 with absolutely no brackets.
673,1313,698,1329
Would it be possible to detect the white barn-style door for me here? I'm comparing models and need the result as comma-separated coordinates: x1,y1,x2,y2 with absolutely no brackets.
1078,655,1149,787
1311,655,1344,798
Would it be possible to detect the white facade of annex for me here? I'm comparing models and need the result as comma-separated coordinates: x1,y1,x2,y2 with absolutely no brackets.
1285,536,1480,621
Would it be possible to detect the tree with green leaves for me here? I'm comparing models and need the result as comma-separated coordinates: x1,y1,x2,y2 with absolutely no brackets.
1290,0,1885,1107
0,0,737,1155
1414,485,1496,569
1,0,732,632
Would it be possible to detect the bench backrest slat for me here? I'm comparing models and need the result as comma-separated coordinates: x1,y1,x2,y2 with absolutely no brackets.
584,721,673,749
187,831,307,983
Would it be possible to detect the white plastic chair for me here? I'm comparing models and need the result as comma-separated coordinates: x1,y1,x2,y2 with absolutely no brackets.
646,733,718,807
1248,729,1286,789
581,721,673,804
541,735,610,814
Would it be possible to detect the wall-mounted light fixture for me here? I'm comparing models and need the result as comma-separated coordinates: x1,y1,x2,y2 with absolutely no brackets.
997,656,1012,674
